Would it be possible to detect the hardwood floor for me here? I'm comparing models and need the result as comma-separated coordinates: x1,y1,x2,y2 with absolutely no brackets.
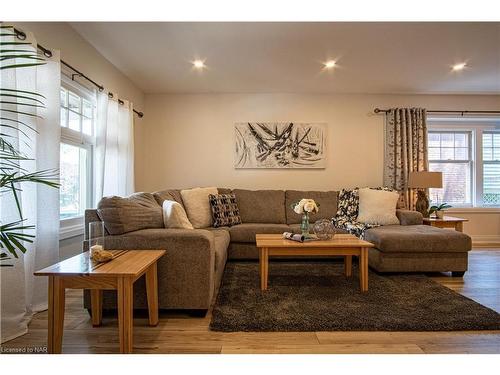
2,249,499,354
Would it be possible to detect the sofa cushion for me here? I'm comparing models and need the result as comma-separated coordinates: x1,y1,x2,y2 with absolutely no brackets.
364,225,472,253
285,190,338,224
153,189,184,206
212,229,230,271
180,187,218,228
209,193,242,227
162,200,193,229
357,188,399,225
229,223,290,243
233,189,286,223
97,193,164,235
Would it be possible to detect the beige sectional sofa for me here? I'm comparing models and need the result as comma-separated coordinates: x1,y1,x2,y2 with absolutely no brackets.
83,188,471,314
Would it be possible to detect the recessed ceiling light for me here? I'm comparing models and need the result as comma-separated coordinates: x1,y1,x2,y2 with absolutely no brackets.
452,62,467,71
192,60,206,69
323,60,336,69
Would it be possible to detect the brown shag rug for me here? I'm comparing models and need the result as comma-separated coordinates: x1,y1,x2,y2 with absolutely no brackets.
209,261,500,332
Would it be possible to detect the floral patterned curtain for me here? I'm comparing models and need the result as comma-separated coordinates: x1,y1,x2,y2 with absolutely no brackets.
383,108,428,209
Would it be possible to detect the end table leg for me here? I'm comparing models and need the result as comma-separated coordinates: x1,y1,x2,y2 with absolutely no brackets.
90,289,103,327
48,276,65,353
344,255,352,277
259,248,268,290
359,248,369,292
118,277,134,354
456,222,464,232
145,262,159,326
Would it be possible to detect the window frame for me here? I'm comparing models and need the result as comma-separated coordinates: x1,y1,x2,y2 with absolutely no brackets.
482,130,500,207
427,117,500,209
59,75,96,239
427,130,474,207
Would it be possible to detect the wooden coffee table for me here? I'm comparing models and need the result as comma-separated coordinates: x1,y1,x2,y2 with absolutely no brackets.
34,249,165,354
256,234,374,292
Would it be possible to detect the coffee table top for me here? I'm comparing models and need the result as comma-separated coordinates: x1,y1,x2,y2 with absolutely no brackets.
423,216,468,223
256,234,374,248
34,250,166,277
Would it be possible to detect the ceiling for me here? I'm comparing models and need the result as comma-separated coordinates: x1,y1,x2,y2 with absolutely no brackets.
70,22,500,95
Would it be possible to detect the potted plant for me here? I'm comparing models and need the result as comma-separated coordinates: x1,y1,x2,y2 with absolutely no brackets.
429,203,452,219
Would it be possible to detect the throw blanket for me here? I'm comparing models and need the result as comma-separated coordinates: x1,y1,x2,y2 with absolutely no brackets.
332,188,380,239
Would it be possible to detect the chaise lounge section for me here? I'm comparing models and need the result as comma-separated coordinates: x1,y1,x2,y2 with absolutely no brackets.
83,188,472,313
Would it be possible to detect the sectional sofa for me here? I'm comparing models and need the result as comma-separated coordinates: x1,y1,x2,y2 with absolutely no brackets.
83,188,472,313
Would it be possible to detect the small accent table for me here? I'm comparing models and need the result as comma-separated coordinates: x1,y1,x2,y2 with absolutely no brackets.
34,249,165,354
423,216,468,232
255,234,374,292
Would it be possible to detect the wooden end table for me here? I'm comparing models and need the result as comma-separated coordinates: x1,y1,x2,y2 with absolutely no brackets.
255,234,374,292
34,249,165,354
423,216,468,232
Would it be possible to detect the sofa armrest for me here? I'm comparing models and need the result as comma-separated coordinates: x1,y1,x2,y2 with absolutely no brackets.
396,209,423,225
83,228,217,309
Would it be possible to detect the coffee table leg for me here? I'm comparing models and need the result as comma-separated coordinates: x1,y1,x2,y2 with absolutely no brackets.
259,247,268,290
90,290,103,327
344,256,352,277
48,276,65,353
145,262,159,326
118,276,134,353
359,248,369,292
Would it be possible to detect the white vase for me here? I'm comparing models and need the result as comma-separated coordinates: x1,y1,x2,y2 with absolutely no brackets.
436,211,445,219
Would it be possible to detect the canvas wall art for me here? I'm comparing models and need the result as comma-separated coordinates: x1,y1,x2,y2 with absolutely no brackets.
234,122,326,169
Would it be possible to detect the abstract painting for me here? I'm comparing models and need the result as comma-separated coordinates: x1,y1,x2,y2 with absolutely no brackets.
234,122,326,169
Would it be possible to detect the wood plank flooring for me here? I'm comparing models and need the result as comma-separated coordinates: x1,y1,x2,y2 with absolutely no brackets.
2,249,499,354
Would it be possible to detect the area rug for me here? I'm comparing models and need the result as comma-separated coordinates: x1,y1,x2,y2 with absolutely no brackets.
210,261,500,332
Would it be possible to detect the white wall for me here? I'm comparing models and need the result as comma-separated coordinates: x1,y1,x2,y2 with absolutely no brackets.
12,22,146,259
139,93,500,243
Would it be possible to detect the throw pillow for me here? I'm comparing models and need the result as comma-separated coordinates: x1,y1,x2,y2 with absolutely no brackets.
357,187,400,225
97,192,164,235
209,193,242,227
180,187,218,228
162,200,194,229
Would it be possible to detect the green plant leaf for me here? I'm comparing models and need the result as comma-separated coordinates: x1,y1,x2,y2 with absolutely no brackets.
0,88,46,99
0,93,45,105
0,100,45,108
0,62,46,70
0,42,33,46
1,109,42,118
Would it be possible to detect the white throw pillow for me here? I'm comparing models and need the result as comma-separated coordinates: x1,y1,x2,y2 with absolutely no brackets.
162,200,193,229
357,188,399,225
180,187,218,228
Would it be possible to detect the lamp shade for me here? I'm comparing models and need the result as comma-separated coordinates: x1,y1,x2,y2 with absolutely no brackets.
408,171,443,188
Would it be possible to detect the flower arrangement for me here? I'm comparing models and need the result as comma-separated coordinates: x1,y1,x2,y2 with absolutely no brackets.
291,199,320,236
292,199,320,214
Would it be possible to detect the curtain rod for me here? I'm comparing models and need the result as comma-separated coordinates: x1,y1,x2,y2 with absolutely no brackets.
13,27,144,118
374,108,500,115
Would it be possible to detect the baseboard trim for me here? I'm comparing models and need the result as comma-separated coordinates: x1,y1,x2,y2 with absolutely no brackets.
471,235,500,248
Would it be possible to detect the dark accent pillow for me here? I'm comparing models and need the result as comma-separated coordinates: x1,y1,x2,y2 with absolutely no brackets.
209,193,242,228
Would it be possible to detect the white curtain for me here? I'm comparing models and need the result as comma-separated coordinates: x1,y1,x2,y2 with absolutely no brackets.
0,31,61,343
94,92,135,204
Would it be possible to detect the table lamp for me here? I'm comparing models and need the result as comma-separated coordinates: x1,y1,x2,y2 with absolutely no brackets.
408,171,443,218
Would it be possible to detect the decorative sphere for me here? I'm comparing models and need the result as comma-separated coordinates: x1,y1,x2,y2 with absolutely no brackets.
313,219,335,240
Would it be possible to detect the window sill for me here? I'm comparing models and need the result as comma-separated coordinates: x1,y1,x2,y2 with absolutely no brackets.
447,207,500,214
60,217,85,240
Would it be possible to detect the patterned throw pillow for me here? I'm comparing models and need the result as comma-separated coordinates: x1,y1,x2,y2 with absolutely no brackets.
209,193,242,228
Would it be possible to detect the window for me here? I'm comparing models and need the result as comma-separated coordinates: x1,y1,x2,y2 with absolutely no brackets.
483,132,500,206
427,120,500,208
59,78,96,227
428,131,472,206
